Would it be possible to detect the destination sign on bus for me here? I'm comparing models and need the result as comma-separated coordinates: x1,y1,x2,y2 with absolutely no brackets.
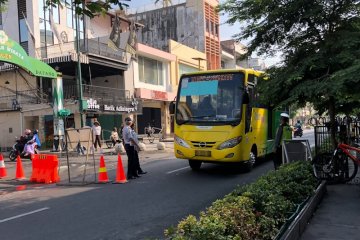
188,74,234,82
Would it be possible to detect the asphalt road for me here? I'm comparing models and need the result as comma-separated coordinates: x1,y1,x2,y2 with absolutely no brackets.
0,157,273,240
294,128,315,147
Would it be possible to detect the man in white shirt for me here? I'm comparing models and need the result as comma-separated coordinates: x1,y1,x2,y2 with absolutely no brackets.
92,120,102,151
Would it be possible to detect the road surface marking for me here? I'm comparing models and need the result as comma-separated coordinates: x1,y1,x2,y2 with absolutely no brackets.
0,207,50,223
166,166,190,174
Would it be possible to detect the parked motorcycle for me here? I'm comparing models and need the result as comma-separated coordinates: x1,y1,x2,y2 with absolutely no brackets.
293,128,303,138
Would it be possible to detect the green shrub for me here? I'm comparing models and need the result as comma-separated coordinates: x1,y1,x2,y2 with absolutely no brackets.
165,161,318,240
165,196,261,240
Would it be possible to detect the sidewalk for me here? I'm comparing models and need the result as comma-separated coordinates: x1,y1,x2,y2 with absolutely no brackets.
300,182,360,240
0,139,175,190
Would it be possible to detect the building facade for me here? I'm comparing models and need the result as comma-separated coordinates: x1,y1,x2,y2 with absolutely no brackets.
221,40,266,70
129,0,220,70
130,43,176,135
0,0,139,148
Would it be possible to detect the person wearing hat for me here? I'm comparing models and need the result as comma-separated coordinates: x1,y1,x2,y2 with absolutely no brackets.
92,120,102,151
273,112,292,169
122,117,141,179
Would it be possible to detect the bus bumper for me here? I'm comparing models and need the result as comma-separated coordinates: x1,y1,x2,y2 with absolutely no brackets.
174,143,246,163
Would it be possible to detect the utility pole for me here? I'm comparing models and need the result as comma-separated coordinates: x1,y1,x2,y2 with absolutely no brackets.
74,1,84,127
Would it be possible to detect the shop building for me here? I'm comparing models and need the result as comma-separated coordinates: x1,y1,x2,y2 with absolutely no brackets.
128,0,220,70
0,0,140,148
129,43,176,135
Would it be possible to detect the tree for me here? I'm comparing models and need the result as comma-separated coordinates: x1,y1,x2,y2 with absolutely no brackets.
219,0,360,146
0,0,132,18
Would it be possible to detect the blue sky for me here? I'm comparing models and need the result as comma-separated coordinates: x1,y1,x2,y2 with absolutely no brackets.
126,0,280,66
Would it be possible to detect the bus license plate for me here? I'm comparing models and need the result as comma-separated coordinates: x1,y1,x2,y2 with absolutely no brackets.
195,150,211,157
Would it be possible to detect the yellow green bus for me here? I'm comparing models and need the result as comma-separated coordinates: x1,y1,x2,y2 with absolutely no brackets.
170,68,279,171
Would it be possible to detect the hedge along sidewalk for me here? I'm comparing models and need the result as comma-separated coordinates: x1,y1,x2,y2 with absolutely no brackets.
164,161,319,240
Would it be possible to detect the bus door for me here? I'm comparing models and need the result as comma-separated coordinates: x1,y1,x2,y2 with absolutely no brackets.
245,83,255,134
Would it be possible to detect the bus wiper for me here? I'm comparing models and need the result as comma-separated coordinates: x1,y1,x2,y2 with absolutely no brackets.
177,115,216,125
179,119,191,125
190,115,216,119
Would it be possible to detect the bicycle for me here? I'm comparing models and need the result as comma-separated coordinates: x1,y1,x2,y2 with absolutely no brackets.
312,143,360,184
144,125,164,143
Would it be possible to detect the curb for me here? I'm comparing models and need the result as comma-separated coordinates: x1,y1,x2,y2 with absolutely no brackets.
279,181,327,240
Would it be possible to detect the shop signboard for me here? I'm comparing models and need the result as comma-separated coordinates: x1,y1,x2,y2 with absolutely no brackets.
86,97,142,114
0,30,57,78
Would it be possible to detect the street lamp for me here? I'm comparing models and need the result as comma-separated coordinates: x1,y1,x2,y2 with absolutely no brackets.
192,57,207,70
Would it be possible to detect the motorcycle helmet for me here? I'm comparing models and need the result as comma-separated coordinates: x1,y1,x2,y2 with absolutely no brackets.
280,113,290,118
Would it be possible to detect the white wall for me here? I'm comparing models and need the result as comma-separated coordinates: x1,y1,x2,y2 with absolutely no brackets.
0,111,22,148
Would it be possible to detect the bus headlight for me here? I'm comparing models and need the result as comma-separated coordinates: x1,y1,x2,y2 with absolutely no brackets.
217,137,242,150
175,135,190,148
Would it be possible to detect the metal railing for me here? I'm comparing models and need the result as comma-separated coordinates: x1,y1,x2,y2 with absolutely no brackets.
311,116,360,155
36,37,127,62
82,84,130,105
63,84,130,104
84,38,127,61
0,89,49,109
0,84,130,110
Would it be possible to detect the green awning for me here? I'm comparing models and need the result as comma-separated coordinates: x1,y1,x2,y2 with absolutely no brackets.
0,30,57,78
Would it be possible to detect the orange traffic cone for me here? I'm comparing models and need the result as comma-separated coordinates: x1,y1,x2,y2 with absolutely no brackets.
113,154,127,184
97,155,110,183
15,155,25,180
0,154,7,178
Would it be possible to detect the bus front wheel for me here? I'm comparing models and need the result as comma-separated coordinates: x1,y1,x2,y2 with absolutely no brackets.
243,151,256,172
189,160,202,171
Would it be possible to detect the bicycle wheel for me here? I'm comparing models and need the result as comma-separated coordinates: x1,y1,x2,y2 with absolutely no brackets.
312,152,336,182
336,151,358,183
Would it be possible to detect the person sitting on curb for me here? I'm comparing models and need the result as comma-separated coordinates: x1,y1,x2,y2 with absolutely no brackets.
110,127,120,147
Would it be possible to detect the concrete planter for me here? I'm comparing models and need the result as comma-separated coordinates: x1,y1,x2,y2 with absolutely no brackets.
277,181,327,240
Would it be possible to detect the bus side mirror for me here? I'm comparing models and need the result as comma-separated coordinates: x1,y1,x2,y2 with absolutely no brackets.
243,92,249,104
169,101,175,114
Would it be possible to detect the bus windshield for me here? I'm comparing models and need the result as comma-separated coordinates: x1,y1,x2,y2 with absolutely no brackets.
176,72,245,125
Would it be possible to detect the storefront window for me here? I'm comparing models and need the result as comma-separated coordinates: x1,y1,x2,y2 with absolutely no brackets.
179,63,198,76
138,56,164,86
19,19,28,42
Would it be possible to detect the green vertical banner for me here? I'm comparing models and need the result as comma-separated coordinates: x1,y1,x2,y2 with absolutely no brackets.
52,75,64,151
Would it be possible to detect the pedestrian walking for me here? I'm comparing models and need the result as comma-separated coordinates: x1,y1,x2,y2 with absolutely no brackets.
122,117,141,179
273,112,292,169
92,120,102,151
130,122,147,175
